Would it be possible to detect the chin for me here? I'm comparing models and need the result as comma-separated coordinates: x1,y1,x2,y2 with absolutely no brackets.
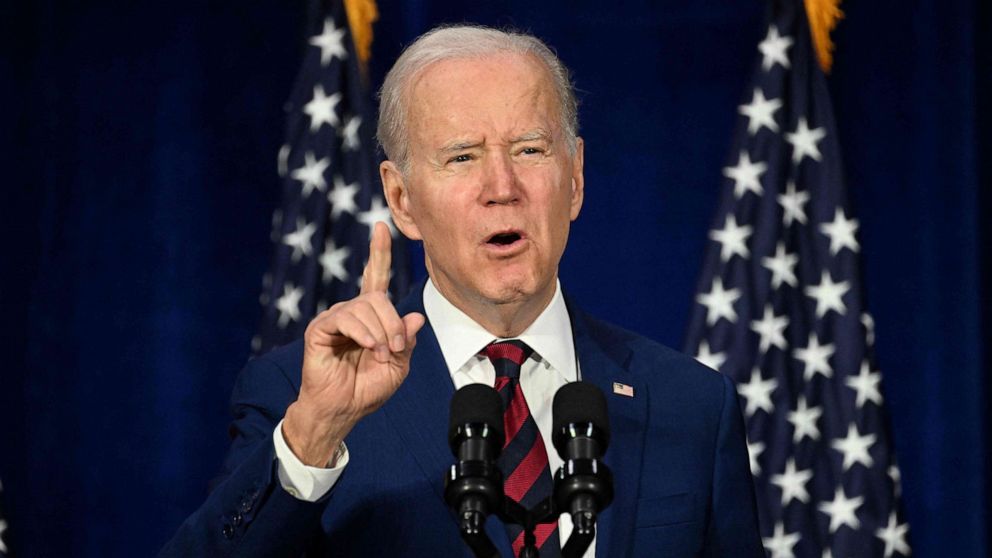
476,273,550,306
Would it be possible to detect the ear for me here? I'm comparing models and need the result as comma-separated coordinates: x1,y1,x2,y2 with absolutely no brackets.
380,160,422,240
568,137,585,221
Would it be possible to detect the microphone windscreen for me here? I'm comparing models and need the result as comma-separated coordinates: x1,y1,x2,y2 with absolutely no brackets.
448,383,505,442
552,381,610,445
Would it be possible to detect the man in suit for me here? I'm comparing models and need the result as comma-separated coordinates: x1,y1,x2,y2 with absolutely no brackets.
163,25,763,557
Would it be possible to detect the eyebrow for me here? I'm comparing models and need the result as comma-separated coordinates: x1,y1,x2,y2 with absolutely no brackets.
438,140,484,154
436,129,553,155
509,129,552,143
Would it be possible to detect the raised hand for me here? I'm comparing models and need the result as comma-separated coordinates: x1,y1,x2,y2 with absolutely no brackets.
282,222,426,466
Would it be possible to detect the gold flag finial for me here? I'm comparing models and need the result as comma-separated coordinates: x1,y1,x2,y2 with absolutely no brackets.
805,0,844,73
343,0,378,73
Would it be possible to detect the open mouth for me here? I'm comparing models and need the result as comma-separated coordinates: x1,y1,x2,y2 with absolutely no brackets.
485,231,524,247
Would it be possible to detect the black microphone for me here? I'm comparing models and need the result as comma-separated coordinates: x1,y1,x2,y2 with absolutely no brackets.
552,381,613,543
444,384,505,557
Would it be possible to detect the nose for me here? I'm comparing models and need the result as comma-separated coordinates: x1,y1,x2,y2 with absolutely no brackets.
480,151,519,206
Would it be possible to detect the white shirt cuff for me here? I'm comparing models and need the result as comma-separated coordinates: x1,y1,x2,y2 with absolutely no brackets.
272,418,349,502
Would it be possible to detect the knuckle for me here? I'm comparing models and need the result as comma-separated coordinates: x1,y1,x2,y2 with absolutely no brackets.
368,291,390,304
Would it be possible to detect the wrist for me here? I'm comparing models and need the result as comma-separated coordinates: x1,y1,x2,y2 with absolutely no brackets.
283,401,350,467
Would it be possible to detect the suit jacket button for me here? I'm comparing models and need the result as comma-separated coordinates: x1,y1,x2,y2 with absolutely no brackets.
222,523,235,539
232,513,243,527
240,499,253,514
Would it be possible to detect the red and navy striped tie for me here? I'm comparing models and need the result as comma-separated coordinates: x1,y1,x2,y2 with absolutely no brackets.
481,340,560,557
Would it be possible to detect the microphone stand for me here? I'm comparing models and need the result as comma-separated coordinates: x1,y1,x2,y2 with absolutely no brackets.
496,495,596,558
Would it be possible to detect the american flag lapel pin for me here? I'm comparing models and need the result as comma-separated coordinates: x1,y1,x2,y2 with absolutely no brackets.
613,382,634,397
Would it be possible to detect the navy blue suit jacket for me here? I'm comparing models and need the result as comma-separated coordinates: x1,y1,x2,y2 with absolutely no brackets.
162,284,763,557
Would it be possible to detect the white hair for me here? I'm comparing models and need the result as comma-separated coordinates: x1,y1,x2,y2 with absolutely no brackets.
376,25,579,173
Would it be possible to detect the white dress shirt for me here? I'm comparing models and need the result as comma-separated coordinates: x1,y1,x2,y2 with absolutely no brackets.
273,278,595,556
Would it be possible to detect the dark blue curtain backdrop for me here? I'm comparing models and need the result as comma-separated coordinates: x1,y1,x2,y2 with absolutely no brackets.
1,1,987,556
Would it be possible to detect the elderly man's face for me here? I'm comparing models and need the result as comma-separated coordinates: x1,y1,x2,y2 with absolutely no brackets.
385,53,584,314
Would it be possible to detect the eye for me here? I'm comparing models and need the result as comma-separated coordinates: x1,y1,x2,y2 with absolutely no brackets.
447,153,473,164
519,146,545,156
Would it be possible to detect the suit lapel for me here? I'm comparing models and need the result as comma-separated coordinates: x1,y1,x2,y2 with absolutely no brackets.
381,283,514,557
568,302,648,558
382,284,455,504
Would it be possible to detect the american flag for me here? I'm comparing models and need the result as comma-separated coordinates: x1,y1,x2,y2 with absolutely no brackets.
254,0,411,354
683,1,910,556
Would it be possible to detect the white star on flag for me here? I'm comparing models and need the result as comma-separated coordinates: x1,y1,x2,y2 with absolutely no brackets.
328,175,359,218
282,218,317,262
291,151,330,197
304,85,342,131
787,396,823,443
785,117,826,164
277,144,291,177
771,458,813,506
694,339,726,371
831,423,877,471
762,241,799,289
875,511,911,558
819,208,861,255
309,17,348,66
275,283,304,328
709,214,753,262
722,150,767,198
340,114,362,150
739,87,782,135
862,312,877,346
777,181,810,227
888,465,903,497
762,521,801,558
846,361,884,408
696,276,741,326
738,367,778,417
356,197,397,237
747,439,766,476
804,270,850,318
750,303,789,354
793,332,835,381
758,26,794,71
818,487,864,533
319,240,351,283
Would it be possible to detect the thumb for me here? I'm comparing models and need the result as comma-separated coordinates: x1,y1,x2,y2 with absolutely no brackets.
402,312,426,343
394,312,427,367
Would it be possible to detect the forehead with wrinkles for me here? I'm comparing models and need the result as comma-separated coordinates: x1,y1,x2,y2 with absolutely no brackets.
404,53,561,158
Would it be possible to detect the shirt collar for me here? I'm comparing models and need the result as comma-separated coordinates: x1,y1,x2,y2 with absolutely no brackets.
423,278,576,378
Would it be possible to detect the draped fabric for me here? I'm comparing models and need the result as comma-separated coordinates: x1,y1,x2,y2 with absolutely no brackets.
0,1,987,556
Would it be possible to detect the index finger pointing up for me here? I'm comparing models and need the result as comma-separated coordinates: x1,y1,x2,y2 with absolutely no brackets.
361,221,393,294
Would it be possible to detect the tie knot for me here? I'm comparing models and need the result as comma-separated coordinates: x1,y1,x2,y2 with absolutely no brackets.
481,340,534,378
